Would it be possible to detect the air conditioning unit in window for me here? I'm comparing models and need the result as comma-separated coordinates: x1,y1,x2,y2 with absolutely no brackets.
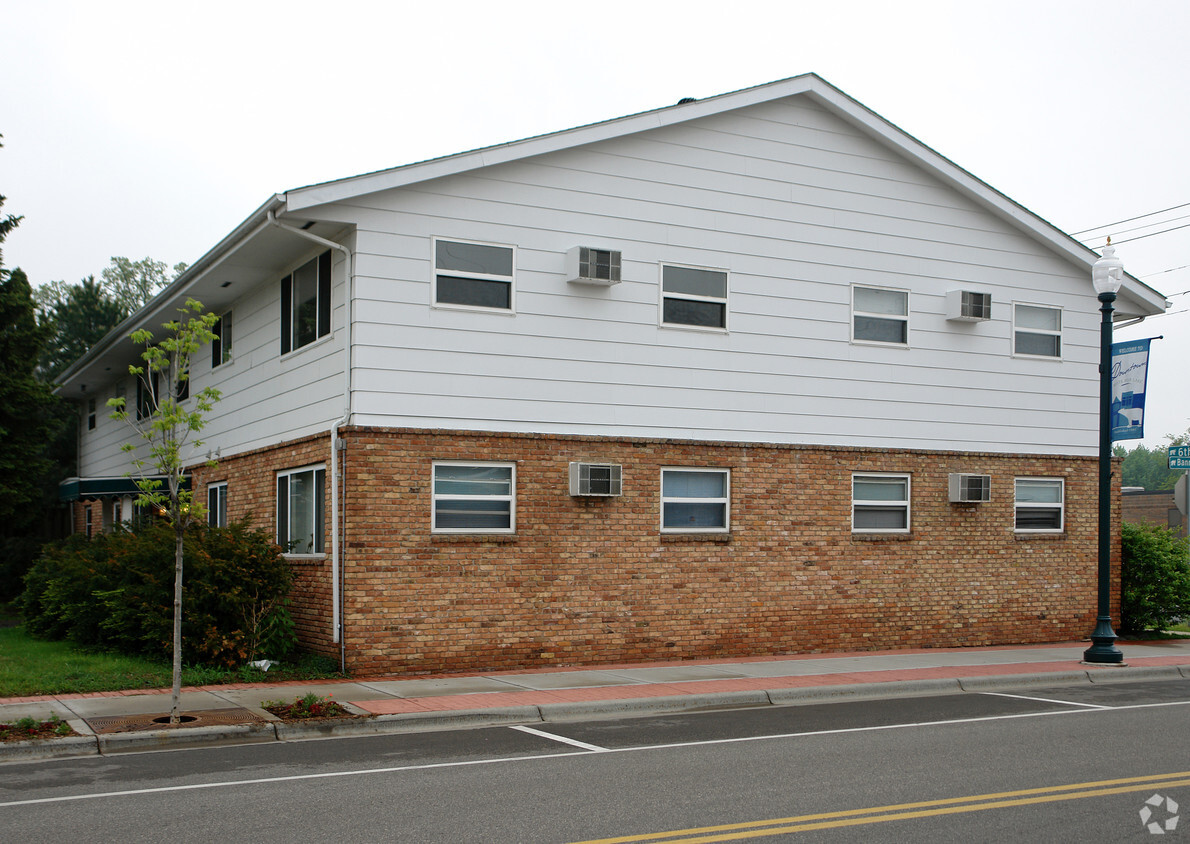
946,290,992,322
569,462,623,496
948,473,991,503
565,246,622,286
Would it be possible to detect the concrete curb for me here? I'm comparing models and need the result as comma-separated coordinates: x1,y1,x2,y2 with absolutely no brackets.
97,721,277,755
538,690,771,722
5,667,1190,763
766,679,964,704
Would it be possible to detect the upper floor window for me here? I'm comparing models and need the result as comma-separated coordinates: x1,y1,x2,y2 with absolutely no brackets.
277,465,325,555
87,397,96,430
1013,304,1062,358
852,473,911,533
433,239,515,311
212,311,233,368
281,251,331,354
432,462,516,533
852,285,909,345
1015,478,1064,532
661,468,730,532
208,482,228,528
661,264,728,329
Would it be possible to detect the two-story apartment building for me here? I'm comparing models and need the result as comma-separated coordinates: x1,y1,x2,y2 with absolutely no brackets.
56,74,1169,674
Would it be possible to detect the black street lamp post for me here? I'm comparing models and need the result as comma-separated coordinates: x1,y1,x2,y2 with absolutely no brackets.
1083,241,1125,665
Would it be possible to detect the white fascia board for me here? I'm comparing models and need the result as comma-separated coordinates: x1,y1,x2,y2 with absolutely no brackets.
53,194,287,397
284,73,1165,318
283,76,822,212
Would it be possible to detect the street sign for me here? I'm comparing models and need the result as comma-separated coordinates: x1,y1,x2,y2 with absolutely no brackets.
1170,446,1190,470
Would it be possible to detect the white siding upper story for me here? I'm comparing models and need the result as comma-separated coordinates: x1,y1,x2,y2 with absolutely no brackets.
68,78,1168,478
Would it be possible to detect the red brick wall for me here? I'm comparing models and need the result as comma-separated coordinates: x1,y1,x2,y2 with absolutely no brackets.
191,433,338,659
1124,490,1185,537
333,427,1118,676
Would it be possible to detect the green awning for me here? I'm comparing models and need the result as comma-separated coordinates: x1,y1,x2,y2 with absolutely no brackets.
58,476,190,502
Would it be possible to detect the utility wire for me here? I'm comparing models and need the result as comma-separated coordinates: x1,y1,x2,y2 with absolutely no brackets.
1072,201,1190,235
1082,221,1190,247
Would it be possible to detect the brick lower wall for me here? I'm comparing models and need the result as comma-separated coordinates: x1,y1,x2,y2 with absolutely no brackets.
331,427,1118,676
191,434,338,660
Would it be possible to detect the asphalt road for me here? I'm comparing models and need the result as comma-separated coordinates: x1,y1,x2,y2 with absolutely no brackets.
3,679,1190,842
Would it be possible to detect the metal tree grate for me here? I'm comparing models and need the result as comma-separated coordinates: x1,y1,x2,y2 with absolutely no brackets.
85,707,266,734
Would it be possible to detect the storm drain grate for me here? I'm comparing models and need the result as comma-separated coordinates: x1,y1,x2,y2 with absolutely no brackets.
85,707,266,734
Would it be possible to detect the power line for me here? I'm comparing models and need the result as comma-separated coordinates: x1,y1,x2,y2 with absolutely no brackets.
1072,201,1190,236
1140,264,1190,279
1082,221,1190,247
1082,212,1190,239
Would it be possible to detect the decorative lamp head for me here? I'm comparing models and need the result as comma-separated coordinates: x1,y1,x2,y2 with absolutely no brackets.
1092,240,1124,297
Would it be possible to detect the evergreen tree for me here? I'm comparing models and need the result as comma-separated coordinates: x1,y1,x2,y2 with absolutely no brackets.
39,275,127,379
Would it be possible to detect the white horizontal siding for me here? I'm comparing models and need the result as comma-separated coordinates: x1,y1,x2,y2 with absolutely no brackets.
337,96,1102,456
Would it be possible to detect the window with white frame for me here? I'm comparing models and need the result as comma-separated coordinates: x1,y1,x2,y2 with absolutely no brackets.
433,239,515,311
208,482,228,528
852,473,911,532
281,251,331,354
211,311,233,368
1015,478,1064,532
432,462,516,533
661,468,730,532
87,397,96,431
852,286,909,345
276,465,325,554
661,264,728,329
1013,304,1062,358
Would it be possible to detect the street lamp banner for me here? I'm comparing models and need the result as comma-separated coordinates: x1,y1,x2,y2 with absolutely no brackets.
1110,338,1152,442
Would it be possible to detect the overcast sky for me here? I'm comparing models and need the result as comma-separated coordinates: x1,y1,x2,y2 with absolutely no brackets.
4,0,1188,448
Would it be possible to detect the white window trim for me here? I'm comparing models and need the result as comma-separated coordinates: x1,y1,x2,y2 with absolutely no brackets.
281,251,333,357
431,461,517,534
276,464,326,557
851,472,912,534
1012,302,1063,361
212,310,234,369
660,467,731,534
851,284,910,347
207,482,228,528
1014,477,1065,533
432,237,517,314
659,263,729,332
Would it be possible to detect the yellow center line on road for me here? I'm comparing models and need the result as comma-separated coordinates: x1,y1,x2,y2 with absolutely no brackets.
568,771,1190,844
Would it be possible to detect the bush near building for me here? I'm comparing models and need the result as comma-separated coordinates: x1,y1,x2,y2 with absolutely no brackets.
1121,521,1190,634
20,521,296,667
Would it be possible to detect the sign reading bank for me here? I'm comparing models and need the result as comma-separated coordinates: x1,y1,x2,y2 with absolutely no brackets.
1111,338,1152,442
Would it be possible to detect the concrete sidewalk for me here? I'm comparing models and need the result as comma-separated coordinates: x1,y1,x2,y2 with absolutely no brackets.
5,639,1190,763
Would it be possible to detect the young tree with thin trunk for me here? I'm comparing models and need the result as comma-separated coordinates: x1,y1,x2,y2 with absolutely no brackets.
108,299,220,723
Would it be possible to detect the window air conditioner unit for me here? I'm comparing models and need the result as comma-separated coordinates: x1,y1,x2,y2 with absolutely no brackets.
569,462,623,496
948,473,991,503
566,246,622,286
946,290,992,321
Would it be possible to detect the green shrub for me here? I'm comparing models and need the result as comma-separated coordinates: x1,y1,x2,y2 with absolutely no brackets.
20,520,296,667
1121,521,1190,633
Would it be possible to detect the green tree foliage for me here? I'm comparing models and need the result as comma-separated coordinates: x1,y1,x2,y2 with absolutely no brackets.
0,269,58,532
101,255,187,314
37,275,127,379
1120,521,1190,633
1116,428,1190,491
107,298,220,722
20,521,296,665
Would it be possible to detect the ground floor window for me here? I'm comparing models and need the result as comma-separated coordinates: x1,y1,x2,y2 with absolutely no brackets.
432,462,515,533
1015,477,1064,532
277,466,325,554
208,482,228,528
661,468,730,532
852,473,911,532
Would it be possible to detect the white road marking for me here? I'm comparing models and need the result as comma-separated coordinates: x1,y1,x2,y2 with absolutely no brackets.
980,691,1111,709
510,724,608,751
4,698,1190,809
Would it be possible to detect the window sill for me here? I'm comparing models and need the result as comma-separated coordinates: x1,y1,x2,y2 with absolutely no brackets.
851,533,913,542
661,532,732,543
432,534,517,543
1014,532,1066,541
281,332,334,361
283,553,328,561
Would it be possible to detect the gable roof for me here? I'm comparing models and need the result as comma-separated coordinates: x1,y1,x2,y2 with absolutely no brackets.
55,73,1168,398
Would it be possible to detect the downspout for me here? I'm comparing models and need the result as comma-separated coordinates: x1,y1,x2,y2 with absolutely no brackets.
267,210,352,672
